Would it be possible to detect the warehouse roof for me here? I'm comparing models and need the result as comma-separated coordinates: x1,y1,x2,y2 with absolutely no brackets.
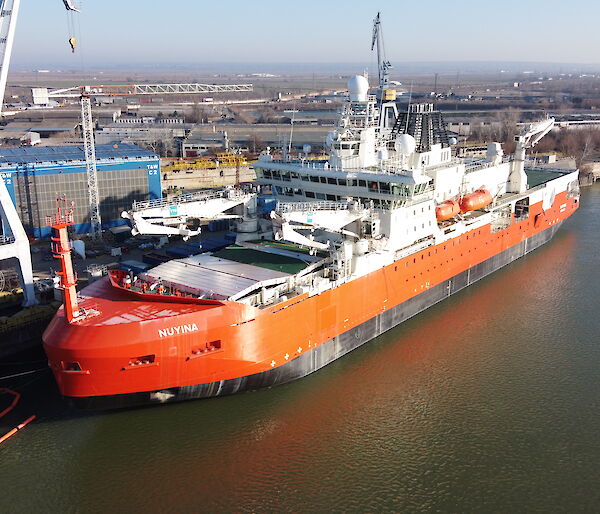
0,143,157,165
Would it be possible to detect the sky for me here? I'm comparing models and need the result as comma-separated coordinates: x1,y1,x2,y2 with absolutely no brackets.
9,0,600,70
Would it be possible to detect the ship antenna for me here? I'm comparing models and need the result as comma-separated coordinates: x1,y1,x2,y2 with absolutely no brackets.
405,82,413,133
287,102,296,156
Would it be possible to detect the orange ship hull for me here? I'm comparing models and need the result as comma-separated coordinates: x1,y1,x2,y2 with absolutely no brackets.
42,192,579,408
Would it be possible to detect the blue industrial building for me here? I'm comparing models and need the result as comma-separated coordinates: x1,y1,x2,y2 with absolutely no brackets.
0,143,160,238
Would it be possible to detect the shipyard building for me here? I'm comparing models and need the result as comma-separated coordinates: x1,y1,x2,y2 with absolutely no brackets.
0,144,160,237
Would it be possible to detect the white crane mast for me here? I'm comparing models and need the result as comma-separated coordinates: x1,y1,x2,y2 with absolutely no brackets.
80,96,102,238
509,117,555,193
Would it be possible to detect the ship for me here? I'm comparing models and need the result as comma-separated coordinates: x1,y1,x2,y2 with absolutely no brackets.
42,23,580,410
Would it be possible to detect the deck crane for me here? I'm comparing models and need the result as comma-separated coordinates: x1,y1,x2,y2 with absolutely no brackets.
509,117,555,193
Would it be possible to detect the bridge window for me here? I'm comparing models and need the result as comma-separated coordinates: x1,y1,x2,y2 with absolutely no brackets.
305,191,315,198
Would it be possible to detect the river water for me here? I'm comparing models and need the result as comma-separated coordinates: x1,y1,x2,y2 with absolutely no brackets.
2,185,600,513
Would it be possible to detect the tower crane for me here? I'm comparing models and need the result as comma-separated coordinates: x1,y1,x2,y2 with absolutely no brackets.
42,82,253,239
509,117,555,193
32,81,254,239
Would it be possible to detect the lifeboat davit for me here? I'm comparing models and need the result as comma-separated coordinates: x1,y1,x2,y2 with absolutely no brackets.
459,189,493,213
435,200,460,221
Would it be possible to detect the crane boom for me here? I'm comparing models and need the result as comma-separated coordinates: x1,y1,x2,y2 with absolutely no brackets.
509,117,555,194
32,83,254,104
371,12,392,94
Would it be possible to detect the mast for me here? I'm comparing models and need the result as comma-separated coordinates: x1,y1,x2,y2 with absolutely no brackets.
47,199,80,323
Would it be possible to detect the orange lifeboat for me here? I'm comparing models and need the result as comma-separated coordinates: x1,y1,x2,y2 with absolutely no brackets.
435,200,460,221
459,189,493,213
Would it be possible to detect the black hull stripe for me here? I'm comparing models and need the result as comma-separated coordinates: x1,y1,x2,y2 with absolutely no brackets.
71,222,562,410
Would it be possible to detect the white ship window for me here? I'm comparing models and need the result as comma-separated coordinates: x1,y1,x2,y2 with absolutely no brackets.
293,188,303,196
338,179,347,186
301,174,310,181
316,193,326,200
326,194,336,201
320,176,328,183
263,170,272,179
282,172,291,181
327,177,336,185
380,182,390,193
291,172,299,179
369,181,378,191
272,170,281,180
310,175,319,182
358,180,367,188
305,191,315,198
347,179,356,186
284,187,294,196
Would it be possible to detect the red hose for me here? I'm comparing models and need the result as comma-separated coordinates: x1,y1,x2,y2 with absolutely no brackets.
0,388,21,418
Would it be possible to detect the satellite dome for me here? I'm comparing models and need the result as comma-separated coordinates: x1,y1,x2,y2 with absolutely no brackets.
394,134,417,155
348,75,369,102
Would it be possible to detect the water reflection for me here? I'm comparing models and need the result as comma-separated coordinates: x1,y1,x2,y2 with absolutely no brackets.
2,187,599,512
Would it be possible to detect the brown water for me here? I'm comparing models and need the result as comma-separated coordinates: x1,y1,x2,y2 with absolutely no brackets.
1,186,600,513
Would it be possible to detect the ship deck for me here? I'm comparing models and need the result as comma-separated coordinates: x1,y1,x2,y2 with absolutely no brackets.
142,245,313,300
525,166,570,188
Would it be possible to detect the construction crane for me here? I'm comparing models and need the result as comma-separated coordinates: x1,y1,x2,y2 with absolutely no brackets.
31,82,254,240
509,117,555,193
371,12,392,97
31,83,253,105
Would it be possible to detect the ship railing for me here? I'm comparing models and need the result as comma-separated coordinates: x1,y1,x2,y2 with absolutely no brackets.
132,188,247,212
464,159,495,174
394,237,435,260
276,200,351,213
523,165,573,175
